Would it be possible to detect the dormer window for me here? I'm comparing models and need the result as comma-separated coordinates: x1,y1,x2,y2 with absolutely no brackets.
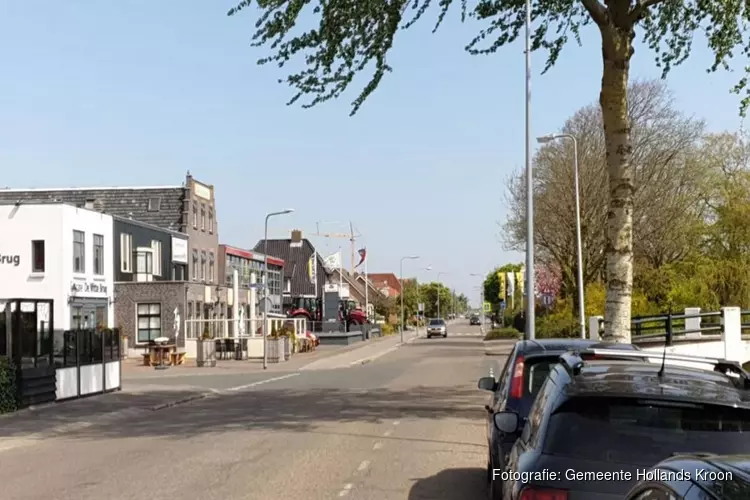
84,199,95,210
148,197,161,211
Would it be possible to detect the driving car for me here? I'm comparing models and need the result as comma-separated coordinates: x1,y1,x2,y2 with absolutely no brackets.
494,348,750,499
426,318,447,338
624,453,750,500
477,339,644,500
470,315,481,326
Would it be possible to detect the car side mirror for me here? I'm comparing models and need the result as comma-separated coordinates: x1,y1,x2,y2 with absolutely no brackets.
493,411,520,433
477,376,496,392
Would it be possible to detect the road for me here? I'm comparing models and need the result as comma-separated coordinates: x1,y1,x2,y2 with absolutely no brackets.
0,320,503,500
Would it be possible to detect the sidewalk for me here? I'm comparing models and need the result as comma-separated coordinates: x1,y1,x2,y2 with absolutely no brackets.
299,330,417,370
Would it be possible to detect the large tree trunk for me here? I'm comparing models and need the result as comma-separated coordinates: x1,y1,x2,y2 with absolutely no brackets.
599,25,635,343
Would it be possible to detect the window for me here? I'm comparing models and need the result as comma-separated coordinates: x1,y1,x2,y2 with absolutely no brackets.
208,252,214,283
93,234,104,275
31,240,45,273
147,197,161,211
192,201,198,228
524,357,558,396
200,204,206,231
209,209,214,233
95,305,107,329
192,254,198,281
120,233,133,272
73,230,85,273
136,248,153,282
137,303,161,343
200,252,206,281
151,240,162,276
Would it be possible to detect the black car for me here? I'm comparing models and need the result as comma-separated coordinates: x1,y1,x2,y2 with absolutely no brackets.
494,348,750,499
476,339,643,500
624,454,750,500
470,315,481,325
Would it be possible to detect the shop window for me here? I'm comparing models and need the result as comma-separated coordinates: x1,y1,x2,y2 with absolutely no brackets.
73,230,85,273
31,240,45,273
95,306,107,329
151,240,162,276
137,303,161,343
93,234,104,275
120,233,133,273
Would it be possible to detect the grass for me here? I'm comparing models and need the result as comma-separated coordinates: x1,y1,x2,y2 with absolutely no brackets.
483,327,522,341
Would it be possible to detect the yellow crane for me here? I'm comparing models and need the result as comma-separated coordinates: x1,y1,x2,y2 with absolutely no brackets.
273,221,363,273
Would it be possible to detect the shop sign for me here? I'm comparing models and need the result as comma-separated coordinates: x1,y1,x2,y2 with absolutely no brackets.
0,254,20,266
70,282,108,295
172,237,188,263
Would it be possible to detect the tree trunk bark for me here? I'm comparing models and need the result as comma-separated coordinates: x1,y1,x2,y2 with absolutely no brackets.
599,25,635,343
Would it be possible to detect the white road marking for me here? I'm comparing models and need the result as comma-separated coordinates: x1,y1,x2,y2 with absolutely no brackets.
373,441,383,450
358,460,371,471
393,420,400,426
223,373,300,392
347,345,400,367
338,484,354,496
383,429,393,437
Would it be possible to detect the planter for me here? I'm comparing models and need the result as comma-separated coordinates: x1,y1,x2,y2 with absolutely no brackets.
282,336,292,360
267,338,285,363
196,339,217,367
121,337,129,359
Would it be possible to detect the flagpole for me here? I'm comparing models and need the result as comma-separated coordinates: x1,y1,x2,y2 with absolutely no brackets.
364,247,369,322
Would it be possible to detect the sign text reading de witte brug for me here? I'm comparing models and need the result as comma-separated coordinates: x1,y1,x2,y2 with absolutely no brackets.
0,254,20,266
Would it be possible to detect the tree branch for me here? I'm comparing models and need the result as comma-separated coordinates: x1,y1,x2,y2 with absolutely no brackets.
579,0,607,26
628,0,666,24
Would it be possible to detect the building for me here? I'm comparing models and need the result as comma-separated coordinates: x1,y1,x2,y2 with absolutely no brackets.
111,216,189,350
367,273,401,298
0,173,231,357
217,244,285,317
253,231,329,306
0,202,114,333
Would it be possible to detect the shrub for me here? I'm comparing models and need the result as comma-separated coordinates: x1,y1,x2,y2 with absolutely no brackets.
536,314,579,338
381,323,395,335
484,327,521,341
0,357,18,414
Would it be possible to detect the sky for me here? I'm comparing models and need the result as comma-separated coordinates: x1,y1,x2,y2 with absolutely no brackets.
0,1,746,307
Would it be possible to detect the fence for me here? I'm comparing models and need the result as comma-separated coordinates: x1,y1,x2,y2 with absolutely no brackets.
587,307,749,364
182,317,307,359
54,328,122,400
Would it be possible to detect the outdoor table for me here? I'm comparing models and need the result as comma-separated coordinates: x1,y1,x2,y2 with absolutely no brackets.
148,344,176,367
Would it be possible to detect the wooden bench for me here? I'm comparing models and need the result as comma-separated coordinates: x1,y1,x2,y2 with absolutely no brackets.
142,353,155,366
170,352,186,365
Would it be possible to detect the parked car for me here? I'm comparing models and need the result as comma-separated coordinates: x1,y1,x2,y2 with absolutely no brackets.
494,348,750,499
426,318,447,338
477,339,643,500
470,315,481,326
624,453,750,500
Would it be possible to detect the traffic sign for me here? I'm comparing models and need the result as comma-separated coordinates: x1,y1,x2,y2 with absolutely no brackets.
418,303,424,312
500,301,507,310
482,301,491,313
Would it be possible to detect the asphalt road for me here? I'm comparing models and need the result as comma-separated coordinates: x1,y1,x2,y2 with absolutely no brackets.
0,320,500,500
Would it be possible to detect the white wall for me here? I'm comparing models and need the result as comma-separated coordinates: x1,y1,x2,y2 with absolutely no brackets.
0,204,114,330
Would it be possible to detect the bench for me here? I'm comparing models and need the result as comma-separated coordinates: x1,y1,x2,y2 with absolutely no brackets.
170,352,186,365
142,353,155,366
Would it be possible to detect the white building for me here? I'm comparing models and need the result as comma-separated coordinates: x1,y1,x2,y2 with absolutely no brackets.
0,203,114,333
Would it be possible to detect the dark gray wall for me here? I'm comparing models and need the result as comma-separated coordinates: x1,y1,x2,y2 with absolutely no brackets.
113,218,187,282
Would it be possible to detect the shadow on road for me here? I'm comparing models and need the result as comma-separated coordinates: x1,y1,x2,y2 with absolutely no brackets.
408,467,486,499
3,385,485,440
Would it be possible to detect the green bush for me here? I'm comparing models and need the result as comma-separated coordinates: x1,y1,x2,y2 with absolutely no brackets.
0,357,18,414
484,327,521,341
381,323,395,335
536,314,579,338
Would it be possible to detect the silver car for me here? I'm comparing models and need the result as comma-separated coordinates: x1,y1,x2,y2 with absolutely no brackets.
426,318,447,338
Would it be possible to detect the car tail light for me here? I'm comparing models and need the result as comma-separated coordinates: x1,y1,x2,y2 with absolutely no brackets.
519,487,568,500
510,356,525,398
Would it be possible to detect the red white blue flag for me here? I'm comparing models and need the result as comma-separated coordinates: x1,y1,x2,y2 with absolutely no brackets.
355,248,367,268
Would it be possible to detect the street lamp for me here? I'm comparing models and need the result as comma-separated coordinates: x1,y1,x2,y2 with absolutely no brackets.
524,0,534,341
400,255,420,343
262,208,295,370
416,265,432,336
537,133,585,339
436,271,449,319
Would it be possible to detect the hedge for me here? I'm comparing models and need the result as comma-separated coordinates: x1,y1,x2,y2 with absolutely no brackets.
484,327,522,341
0,357,18,414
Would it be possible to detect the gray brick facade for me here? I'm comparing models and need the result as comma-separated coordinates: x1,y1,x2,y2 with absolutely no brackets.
114,281,187,349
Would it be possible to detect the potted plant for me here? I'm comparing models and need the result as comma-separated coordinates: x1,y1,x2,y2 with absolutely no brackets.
266,323,285,363
118,325,129,359
278,324,297,361
196,324,216,367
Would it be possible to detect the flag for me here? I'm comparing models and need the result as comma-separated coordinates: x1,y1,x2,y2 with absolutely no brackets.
322,251,342,272
355,248,367,268
506,272,515,297
308,250,318,288
519,266,526,295
498,271,506,300
515,271,523,295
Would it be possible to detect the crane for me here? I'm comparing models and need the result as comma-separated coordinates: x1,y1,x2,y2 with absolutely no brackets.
272,221,363,273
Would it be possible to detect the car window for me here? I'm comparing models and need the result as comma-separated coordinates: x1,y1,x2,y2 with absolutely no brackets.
527,375,557,448
429,319,445,326
543,397,750,464
525,357,556,396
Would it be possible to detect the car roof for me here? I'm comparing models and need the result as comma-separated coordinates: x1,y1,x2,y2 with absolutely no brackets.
565,360,750,408
517,338,638,356
658,455,750,499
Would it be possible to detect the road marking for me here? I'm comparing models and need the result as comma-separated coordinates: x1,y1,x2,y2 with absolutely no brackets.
347,345,400,367
393,420,400,426
373,441,383,450
223,373,300,392
338,484,354,497
383,429,393,437
357,460,370,471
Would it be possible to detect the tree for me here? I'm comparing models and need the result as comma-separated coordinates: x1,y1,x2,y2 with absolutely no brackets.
228,0,750,342
503,80,706,314
418,282,455,317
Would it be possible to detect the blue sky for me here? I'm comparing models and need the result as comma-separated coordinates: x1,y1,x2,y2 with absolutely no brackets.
0,2,745,306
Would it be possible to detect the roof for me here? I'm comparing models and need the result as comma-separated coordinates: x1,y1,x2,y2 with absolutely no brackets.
567,361,750,408
658,455,750,499
518,339,637,355
0,185,187,231
367,273,401,293
113,214,188,239
253,238,328,297
221,244,284,267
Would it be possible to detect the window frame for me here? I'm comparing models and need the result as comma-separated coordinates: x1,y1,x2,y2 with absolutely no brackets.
31,240,45,273
73,230,85,273
120,233,133,273
93,234,104,275
136,303,162,344
151,240,162,276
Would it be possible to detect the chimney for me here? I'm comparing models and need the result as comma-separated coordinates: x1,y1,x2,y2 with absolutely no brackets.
291,229,302,242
